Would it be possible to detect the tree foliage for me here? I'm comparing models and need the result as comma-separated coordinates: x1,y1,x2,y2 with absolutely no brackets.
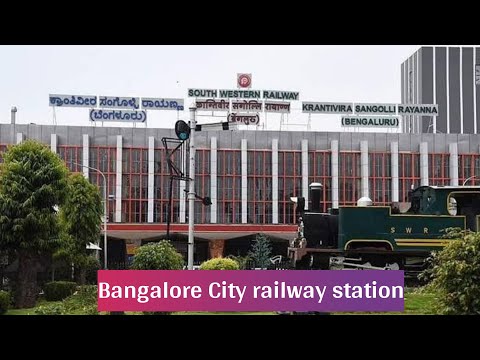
200,257,239,270
0,140,68,253
248,233,272,269
131,241,184,270
0,140,68,308
56,173,103,284
59,173,103,256
422,227,480,314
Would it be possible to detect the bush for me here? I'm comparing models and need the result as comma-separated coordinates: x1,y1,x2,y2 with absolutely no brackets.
226,255,251,270
35,285,98,315
0,291,11,315
131,240,184,270
200,258,239,270
130,241,183,316
44,281,78,301
35,303,64,315
424,228,480,314
63,285,98,315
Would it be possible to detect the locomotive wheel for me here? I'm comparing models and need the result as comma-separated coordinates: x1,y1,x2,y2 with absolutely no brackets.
311,253,331,269
295,253,332,269
294,255,312,270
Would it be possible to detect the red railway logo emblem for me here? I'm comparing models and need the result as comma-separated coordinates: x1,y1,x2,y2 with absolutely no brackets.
237,74,252,88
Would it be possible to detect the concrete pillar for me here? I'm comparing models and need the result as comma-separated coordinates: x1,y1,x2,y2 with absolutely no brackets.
272,139,279,224
390,142,399,202
210,137,217,223
241,139,247,224
147,136,154,223
420,142,429,186
115,135,123,222
449,143,459,186
360,140,369,198
82,134,89,179
301,139,309,207
50,134,57,153
331,140,339,209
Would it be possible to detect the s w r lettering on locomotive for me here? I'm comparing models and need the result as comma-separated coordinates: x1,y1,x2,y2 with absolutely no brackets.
390,227,429,234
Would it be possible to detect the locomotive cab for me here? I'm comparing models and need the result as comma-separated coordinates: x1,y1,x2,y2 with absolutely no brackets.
405,186,480,231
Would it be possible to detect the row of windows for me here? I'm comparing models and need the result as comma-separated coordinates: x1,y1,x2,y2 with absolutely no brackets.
1,144,478,224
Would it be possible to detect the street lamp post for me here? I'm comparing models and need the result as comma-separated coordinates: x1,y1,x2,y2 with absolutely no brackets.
72,162,108,270
463,175,478,186
187,106,197,270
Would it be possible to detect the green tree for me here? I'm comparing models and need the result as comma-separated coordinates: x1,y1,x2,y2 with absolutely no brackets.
249,233,272,269
422,227,480,314
131,241,184,270
0,140,68,308
56,173,103,285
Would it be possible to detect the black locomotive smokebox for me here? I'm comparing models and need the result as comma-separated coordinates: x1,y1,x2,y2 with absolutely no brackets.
303,213,337,248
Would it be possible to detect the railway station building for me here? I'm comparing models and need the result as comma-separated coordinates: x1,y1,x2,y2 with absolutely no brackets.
1,123,479,265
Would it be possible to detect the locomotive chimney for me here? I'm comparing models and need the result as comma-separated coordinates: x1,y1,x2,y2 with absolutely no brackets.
309,182,323,212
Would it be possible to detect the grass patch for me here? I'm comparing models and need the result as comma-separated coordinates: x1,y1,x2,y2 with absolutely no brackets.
403,289,437,315
6,308,38,315
4,287,437,315
334,287,438,315
5,300,63,315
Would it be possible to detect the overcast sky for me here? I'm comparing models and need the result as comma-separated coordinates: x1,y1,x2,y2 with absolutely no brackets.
0,45,421,132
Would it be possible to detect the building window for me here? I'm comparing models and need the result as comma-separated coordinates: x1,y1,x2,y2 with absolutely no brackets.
399,153,420,202
153,148,181,223
339,152,361,205
459,154,480,186
278,151,301,224
308,151,332,212
58,146,83,173
247,150,273,224
429,153,450,186
81,146,116,221
369,152,391,205
217,150,241,224
189,149,211,224
122,148,148,223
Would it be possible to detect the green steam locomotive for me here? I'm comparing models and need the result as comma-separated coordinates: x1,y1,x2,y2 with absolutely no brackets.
288,183,480,273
